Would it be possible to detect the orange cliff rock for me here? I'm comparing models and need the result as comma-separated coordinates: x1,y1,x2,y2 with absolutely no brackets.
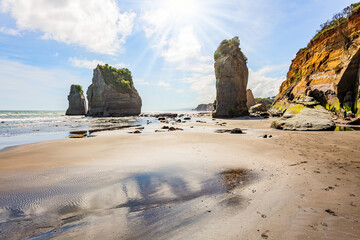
273,5,360,117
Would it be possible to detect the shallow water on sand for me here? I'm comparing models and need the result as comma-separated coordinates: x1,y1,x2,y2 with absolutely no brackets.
0,164,255,239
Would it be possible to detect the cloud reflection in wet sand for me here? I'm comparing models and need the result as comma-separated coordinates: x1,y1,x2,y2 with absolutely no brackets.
0,167,256,239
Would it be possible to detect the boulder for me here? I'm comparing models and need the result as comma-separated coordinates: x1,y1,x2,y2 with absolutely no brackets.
249,102,267,113
246,89,257,109
271,107,336,131
66,85,87,115
213,37,249,118
87,65,142,117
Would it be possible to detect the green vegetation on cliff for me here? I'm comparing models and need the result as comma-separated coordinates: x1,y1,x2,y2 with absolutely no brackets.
99,64,135,93
73,84,83,95
214,36,240,60
312,2,360,41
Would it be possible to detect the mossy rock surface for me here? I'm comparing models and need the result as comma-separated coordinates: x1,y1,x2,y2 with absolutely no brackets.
99,64,135,94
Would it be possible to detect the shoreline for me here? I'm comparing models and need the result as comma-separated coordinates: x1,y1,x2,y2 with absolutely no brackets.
0,116,359,239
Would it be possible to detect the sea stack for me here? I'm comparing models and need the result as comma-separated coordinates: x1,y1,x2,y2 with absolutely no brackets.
65,85,87,116
272,4,360,117
212,36,249,118
86,65,142,117
246,89,257,109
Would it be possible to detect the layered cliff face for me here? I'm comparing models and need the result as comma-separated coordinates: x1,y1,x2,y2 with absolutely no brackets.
87,65,142,117
66,85,87,116
273,4,360,117
213,37,249,118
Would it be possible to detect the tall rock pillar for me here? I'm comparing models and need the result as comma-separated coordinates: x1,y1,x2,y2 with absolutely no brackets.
212,37,249,118
65,85,87,116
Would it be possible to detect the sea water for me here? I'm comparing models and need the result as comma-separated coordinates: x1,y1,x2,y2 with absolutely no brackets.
0,111,144,150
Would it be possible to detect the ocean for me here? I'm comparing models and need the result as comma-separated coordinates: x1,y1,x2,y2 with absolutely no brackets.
0,111,145,150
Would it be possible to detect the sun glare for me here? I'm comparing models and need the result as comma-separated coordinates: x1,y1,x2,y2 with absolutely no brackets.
161,0,200,19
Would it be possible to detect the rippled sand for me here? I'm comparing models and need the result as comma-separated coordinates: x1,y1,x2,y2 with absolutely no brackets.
0,117,359,239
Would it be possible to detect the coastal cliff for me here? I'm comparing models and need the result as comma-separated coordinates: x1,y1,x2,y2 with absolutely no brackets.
65,85,87,116
193,103,213,111
87,65,142,117
212,37,249,118
273,3,360,117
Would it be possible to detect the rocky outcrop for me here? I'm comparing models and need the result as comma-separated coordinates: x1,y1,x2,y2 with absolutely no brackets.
249,102,267,113
66,85,87,116
246,89,257,109
271,107,336,131
193,103,213,111
212,37,249,118
87,65,142,117
272,4,360,117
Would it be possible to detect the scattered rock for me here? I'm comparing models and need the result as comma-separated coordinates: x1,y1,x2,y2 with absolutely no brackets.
184,117,191,120
129,130,141,134
230,128,243,134
155,130,165,133
249,102,267,113
325,209,337,216
271,107,336,131
169,127,183,131
69,133,87,138
162,126,169,129
135,127,144,130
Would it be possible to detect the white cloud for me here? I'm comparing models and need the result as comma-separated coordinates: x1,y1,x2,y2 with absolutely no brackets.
69,57,126,70
160,26,202,63
157,81,170,87
0,26,21,36
69,57,105,70
176,89,184,93
248,64,288,98
134,78,149,86
0,0,136,54
0,59,86,110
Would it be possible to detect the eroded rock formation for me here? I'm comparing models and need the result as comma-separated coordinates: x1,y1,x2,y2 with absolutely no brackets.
87,65,142,117
272,4,360,117
246,89,257,110
193,103,214,111
66,85,87,116
213,37,249,118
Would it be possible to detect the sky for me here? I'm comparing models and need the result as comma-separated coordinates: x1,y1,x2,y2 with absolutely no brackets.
0,0,357,111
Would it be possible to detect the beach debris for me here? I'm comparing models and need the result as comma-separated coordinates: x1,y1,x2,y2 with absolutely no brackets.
162,126,169,129
184,117,191,120
289,161,308,166
155,130,165,133
135,127,144,130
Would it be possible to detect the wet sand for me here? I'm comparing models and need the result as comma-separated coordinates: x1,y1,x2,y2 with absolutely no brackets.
0,116,359,239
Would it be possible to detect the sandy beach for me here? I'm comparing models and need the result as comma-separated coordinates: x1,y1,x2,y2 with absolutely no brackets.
0,116,359,240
